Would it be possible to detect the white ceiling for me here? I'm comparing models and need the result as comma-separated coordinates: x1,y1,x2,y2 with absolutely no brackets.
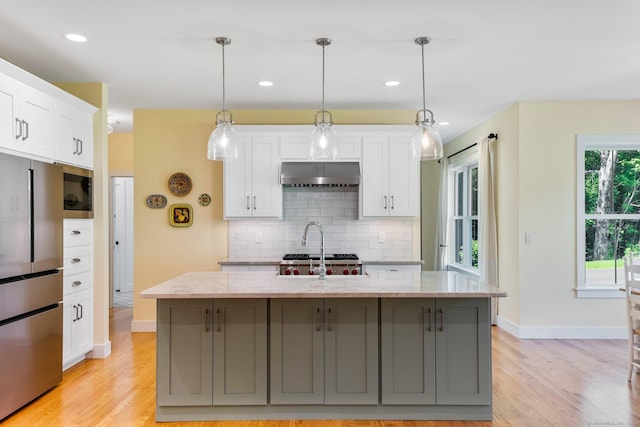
1,0,639,141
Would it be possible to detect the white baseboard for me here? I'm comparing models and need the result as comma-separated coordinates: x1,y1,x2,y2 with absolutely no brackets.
496,315,626,339
88,340,112,359
131,319,156,332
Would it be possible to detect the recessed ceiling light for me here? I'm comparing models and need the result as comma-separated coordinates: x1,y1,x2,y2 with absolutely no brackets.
65,33,87,43
257,81,274,87
384,81,400,87
438,121,450,126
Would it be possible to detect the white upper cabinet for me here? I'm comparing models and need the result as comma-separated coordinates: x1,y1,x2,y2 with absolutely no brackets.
0,74,54,159
361,135,419,217
224,135,282,218
280,131,362,160
55,102,93,169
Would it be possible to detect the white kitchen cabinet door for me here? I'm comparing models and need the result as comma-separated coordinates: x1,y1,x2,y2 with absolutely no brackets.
63,288,94,369
361,135,419,217
0,76,54,159
55,102,93,169
0,74,18,150
223,135,281,219
388,136,419,216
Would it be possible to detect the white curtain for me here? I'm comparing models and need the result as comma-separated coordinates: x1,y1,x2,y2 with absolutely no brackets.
478,136,499,324
434,158,449,270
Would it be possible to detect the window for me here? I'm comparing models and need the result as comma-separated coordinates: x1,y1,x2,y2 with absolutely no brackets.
448,158,479,273
577,134,640,298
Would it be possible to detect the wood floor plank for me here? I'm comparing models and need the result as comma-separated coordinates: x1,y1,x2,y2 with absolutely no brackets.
1,308,639,426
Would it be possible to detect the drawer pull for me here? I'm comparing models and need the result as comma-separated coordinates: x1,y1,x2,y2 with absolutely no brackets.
72,281,82,287
71,258,81,264
71,230,81,235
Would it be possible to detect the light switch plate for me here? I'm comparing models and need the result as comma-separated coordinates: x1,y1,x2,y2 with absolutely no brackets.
378,232,386,243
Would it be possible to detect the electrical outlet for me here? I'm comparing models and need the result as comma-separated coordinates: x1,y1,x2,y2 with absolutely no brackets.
525,232,533,244
378,232,386,243
256,232,263,244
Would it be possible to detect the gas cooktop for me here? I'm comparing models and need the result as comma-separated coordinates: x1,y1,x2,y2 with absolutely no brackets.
282,253,359,261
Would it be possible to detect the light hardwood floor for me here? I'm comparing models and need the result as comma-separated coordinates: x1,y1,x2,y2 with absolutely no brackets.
2,308,639,427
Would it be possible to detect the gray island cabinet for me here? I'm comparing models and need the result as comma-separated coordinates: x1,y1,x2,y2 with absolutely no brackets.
141,271,506,422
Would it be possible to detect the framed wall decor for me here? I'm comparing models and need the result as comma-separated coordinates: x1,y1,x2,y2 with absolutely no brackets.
169,203,193,227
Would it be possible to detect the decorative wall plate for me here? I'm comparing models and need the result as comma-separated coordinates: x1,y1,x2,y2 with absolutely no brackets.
198,193,211,207
146,194,167,209
168,172,192,197
169,204,193,227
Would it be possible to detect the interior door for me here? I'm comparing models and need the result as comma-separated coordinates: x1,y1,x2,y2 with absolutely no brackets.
112,177,134,296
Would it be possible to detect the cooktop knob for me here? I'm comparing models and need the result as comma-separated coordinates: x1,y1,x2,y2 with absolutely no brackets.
309,270,315,275
284,269,291,275
343,268,349,275
326,269,333,275
293,268,300,275
351,269,359,275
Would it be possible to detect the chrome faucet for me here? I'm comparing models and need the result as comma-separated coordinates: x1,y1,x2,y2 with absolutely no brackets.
301,221,326,279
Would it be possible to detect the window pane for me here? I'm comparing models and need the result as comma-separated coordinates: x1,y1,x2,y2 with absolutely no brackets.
584,219,640,284
455,219,463,263
471,167,478,216
455,172,464,216
471,219,478,268
584,149,640,214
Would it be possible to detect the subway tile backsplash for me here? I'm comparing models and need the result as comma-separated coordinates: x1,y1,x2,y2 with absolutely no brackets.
228,188,416,260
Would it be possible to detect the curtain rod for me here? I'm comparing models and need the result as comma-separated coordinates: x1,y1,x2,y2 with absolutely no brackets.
438,133,498,163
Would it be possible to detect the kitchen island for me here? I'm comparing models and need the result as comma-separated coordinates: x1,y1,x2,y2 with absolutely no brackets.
141,271,506,422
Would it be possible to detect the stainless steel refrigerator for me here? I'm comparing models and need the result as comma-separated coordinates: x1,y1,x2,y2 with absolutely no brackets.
0,152,63,420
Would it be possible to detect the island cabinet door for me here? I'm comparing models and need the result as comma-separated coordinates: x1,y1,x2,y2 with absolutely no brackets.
435,298,492,405
380,298,436,405
157,299,213,406
212,299,267,405
324,298,379,405
270,298,325,404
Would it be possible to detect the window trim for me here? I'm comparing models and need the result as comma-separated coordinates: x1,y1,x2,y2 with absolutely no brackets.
576,134,640,299
447,149,479,272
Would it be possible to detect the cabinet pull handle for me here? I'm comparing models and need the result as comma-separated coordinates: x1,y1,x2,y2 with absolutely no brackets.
22,120,28,141
425,307,432,331
326,307,333,332
71,230,81,235
253,195,256,210
15,118,22,140
78,303,83,320
71,258,81,264
216,308,222,332
73,304,78,322
204,309,210,332
314,307,322,332
391,195,395,210
438,308,444,332
78,138,83,155
72,281,82,287
72,137,78,154
246,196,250,210
384,195,388,209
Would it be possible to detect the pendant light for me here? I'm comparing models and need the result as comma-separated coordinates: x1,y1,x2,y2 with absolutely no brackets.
207,37,238,161
411,37,443,161
310,38,338,160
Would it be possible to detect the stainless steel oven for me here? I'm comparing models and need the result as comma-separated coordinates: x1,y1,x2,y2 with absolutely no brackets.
280,254,362,276
62,164,93,219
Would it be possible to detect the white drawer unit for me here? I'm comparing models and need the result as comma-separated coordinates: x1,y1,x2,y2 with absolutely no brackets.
64,219,93,247
62,218,94,369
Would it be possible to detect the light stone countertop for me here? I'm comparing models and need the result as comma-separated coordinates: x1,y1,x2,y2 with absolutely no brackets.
140,271,506,299
217,259,424,266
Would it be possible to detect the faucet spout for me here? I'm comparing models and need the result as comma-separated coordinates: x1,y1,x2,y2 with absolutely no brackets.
301,221,326,279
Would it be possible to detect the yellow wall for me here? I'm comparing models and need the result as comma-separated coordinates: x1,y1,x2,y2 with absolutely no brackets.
132,109,419,324
447,100,640,335
108,132,133,174
55,82,111,353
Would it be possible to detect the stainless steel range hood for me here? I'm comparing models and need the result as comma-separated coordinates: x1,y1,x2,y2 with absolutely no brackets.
280,162,360,187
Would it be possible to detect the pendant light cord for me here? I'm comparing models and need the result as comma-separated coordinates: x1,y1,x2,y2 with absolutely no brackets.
321,43,326,119
421,42,426,112
221,41,226,112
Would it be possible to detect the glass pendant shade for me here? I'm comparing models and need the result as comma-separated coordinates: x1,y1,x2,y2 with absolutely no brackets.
411,118,443,161
207,111,238,160
310,111,338,160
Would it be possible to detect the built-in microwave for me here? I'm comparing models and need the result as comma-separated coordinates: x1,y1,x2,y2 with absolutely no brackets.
62,165,93,219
